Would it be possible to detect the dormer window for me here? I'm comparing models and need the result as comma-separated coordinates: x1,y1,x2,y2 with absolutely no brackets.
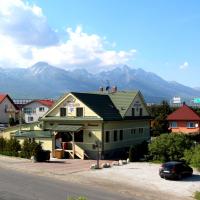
76,107,83,117
60,107,66,117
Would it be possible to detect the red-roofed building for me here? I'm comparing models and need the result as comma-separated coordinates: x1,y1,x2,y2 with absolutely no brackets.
0,93,18,124
167,103,200,135
22,99,54,123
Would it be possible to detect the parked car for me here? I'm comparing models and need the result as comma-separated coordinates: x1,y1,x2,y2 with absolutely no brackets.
159,161,193,180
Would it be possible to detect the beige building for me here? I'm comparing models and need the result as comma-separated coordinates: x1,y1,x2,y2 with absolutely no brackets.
2,90,151,159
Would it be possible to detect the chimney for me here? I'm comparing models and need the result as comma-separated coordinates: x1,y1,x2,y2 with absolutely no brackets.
111,86,117,93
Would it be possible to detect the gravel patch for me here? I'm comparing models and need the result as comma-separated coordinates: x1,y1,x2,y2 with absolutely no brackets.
79,162,200,200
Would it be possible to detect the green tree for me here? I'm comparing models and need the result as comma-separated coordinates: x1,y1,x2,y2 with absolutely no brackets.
149,134,193,162
184,144,200,170
148,101,172,136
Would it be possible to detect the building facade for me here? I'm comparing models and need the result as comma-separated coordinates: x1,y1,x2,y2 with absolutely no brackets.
167,103,200,135
23,100,54,123
3,91,151,159
0,94,18,125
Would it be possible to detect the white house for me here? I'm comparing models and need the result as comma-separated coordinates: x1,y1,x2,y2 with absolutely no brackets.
23,100,54,123
0,94,18,124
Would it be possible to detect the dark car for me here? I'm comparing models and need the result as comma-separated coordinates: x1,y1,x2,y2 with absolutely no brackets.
159,161,193,180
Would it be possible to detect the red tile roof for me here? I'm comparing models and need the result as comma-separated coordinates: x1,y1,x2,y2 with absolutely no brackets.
0,94,7,104
167,104,200,121
37,100,54,107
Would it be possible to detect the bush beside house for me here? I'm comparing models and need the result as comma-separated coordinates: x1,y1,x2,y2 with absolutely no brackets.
0,137,50,162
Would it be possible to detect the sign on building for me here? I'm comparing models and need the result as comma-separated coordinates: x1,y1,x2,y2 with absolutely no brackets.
193,98,200,104
172,97,181,104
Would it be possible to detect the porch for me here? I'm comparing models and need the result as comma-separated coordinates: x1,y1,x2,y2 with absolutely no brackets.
52,125,88,160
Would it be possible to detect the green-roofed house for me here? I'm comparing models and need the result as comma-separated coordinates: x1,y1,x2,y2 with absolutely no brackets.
39,90,151,159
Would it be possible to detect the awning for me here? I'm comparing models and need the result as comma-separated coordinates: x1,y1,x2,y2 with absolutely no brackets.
15,130,52,138
52,125,83,132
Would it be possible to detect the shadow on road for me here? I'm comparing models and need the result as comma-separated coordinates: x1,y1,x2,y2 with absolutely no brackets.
182,174,200,182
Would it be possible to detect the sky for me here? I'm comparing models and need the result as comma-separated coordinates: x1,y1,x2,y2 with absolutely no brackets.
0,0,200,87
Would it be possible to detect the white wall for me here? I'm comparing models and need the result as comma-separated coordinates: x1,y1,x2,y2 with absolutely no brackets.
23,102,50,123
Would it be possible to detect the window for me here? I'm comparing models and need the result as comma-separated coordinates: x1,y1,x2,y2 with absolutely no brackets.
4,104,8,112
114,130,118,141
28,116,33,122
119,130,123,140
187,122,195,128
170,121,177,128
23,107,32,114
139,128,143,134
105,131,110,143
131,129,136,134
60,108,66,117
139,108,143,116
132,108,135,116
39,107,45,112
76,107,83,117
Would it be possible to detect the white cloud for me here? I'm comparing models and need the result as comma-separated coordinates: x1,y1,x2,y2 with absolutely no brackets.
0,0,58,46
179,61,189,69
0,0,136,71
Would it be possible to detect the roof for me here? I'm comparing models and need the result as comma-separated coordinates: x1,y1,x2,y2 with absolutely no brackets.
0,94,7,103
108,91,138,117
37,100,54,107
50,125,83,132
24,99,54,108
0,93,18,110
167,104,200,121
15,130,52,138
44,90,146,121
72,92,122,121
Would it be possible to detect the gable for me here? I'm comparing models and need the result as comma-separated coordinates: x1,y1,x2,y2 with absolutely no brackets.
108,91,138,117
125,92,149,117
44,93,101,119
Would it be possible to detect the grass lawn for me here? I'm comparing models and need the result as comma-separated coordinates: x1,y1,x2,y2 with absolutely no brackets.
194,191,200,200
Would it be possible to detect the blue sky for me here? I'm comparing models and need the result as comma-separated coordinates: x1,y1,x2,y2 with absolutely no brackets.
0,0,200,87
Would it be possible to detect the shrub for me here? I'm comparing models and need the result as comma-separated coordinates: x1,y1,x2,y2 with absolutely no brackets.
0,137,7,152
148,134,193,162
20,139,43,159
194,191,200,200
184,144,200,170
0,137,21,157
129,141,148,162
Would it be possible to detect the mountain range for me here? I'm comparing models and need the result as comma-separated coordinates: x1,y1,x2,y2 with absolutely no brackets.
0,62,199,103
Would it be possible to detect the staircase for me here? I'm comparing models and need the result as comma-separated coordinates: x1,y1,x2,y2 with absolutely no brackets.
67,143,88,160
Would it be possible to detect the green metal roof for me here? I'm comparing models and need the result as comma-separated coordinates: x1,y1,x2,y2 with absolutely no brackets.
15,130,52,138
51,125,83,132
108,91,138,117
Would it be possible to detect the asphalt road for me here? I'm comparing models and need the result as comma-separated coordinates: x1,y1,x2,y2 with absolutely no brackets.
0,167,138,200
